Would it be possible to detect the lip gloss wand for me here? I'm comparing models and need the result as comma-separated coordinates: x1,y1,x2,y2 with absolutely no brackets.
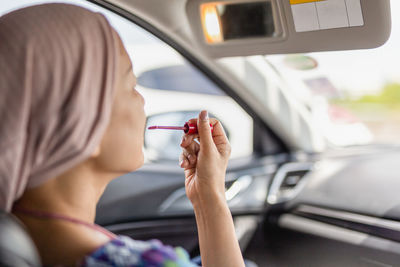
148,122,213,134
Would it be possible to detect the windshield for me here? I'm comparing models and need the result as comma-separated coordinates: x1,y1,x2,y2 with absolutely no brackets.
270,2,400,147
220,1,399,148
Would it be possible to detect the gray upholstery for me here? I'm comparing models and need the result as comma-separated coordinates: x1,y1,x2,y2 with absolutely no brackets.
0,211,41,267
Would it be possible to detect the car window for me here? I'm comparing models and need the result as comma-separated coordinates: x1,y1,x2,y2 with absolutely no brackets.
0,0,254,162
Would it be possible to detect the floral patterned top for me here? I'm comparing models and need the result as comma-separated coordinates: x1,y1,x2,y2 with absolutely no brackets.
80,235,199,267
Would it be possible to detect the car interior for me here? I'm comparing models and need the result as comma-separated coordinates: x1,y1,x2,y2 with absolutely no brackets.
1,0,399,266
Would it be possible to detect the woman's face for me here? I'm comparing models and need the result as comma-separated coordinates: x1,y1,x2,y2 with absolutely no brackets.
94,39,146,174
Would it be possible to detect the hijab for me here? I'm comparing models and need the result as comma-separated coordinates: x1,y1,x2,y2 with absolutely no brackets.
0,3,119,211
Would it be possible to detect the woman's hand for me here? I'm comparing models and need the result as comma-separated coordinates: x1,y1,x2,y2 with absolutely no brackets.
180,111,244,267
179,110,231,206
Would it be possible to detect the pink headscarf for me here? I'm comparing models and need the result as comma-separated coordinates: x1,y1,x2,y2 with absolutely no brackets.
0,4,119,211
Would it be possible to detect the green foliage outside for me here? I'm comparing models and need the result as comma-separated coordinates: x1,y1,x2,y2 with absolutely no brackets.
357,83,400,107
330,83,400,144
332,82,400,111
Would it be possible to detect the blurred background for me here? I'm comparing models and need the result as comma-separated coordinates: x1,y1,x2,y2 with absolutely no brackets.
267,0,400,146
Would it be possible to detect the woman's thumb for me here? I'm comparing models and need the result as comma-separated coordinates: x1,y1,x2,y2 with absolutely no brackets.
197,110,213,150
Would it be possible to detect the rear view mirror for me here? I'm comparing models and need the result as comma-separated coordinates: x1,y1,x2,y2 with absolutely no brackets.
283,54,318,70
186,0,392,57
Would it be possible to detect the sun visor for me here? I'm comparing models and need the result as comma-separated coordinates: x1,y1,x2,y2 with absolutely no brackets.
186,0,392,57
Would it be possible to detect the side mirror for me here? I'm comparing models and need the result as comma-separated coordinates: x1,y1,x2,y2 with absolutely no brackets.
145,110,230,162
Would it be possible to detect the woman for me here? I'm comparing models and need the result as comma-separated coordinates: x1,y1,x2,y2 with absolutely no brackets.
0,3,245,267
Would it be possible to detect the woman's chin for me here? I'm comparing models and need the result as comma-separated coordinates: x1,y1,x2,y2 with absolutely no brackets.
128,154,144,172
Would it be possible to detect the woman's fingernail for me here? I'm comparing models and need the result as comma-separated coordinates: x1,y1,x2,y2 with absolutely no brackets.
200,110,208,121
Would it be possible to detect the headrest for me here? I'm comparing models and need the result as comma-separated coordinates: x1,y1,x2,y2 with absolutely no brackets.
0,211,41,267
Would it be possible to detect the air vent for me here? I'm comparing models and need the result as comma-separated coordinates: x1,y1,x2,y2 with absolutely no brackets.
268,162,313,204
280,170,309,190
